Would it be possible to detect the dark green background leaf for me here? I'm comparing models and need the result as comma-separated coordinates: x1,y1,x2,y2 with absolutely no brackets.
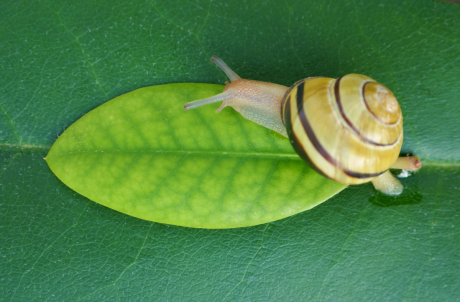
1,0,459,300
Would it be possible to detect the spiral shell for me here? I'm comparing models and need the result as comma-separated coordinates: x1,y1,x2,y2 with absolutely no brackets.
281,74,403,185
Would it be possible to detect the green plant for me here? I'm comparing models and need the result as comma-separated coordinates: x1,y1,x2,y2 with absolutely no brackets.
1,0,459,300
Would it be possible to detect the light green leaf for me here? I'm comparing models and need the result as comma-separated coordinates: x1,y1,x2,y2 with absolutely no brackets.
46,83,346,228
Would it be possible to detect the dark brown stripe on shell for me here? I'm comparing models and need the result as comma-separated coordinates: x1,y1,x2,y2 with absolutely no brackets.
284,92,331,179
296,82,338,169
281,77,324,126
296,80,385,180
334,77,397,147
284,94,293,139
344,168,385,179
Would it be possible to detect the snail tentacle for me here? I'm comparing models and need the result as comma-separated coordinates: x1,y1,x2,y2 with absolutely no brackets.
183,91,233,110
210,56,240,82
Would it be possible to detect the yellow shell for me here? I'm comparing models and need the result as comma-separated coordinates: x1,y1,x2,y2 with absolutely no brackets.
281,74,403,185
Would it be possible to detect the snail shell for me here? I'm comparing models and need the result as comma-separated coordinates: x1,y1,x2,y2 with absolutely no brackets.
281,75,403,185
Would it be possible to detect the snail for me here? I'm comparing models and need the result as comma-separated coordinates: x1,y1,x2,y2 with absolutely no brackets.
184,56,421,195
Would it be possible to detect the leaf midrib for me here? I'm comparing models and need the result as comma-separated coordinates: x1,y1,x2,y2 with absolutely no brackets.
2,145,460,167
46,149,302,159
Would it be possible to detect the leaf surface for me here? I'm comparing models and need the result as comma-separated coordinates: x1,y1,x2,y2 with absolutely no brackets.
46,83,345,228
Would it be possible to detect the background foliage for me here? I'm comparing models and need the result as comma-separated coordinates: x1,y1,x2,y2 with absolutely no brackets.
1,0,459,300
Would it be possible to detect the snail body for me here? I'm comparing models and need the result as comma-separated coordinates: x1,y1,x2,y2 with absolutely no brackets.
184,57,421,195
